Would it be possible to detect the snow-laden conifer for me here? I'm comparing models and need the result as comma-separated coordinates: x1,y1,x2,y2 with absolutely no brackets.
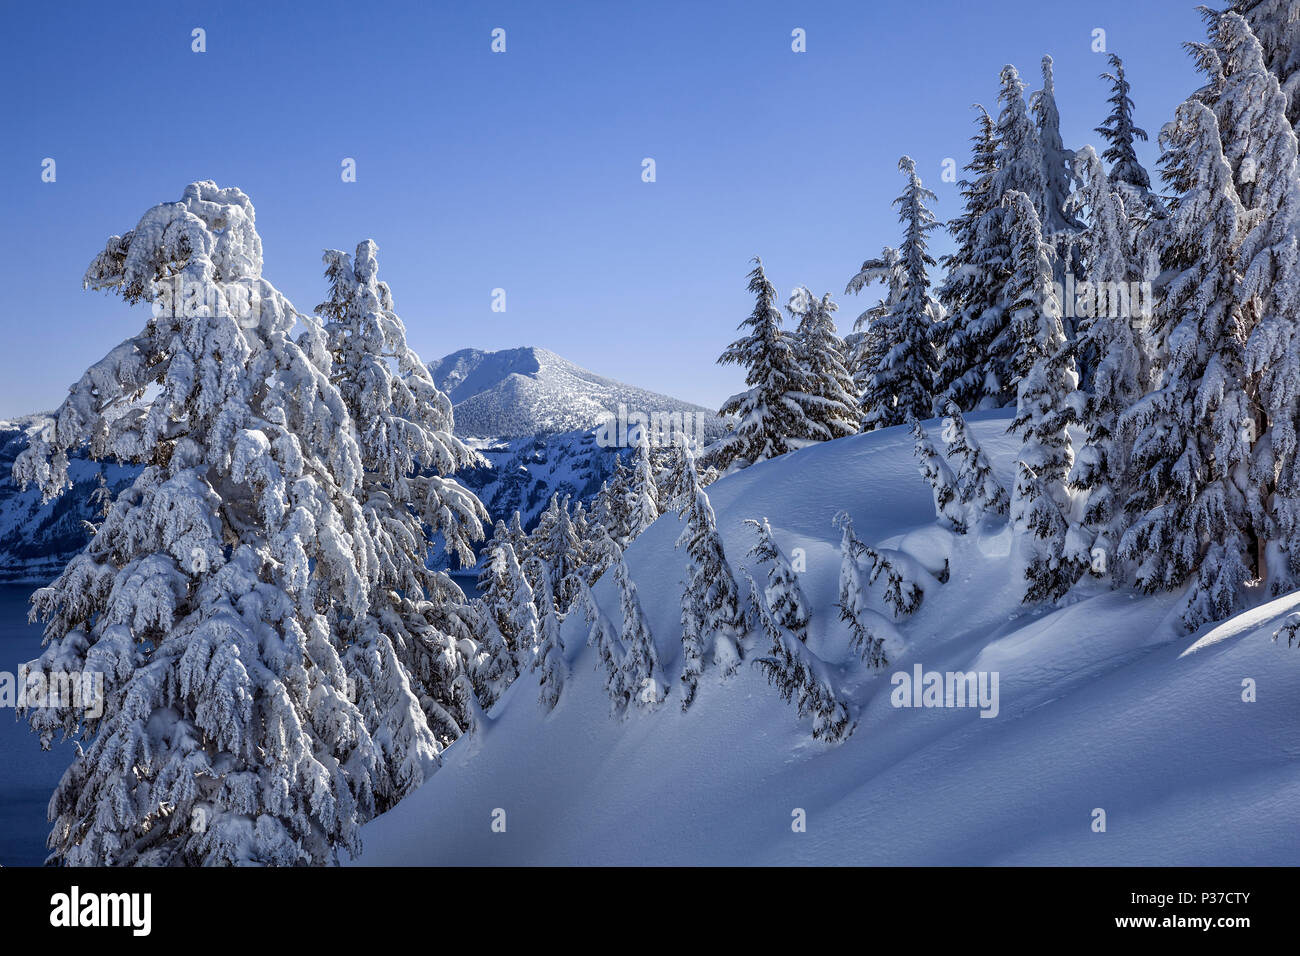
1228,14,1300,593
1064,145,1150,571
674,436,745,701
788,287,861,442
470,542,531,709
862,158,942,429
995,65,1048,226
934,105,1017,410
911,420,967,534
17,182,380,865
575,555,629,713
1232,0,1300,127
1002,190,1085,601
529,560,566,712
747,569,853,743
1032,55,1082,233
1095,54,1156,201
744,516,812,640
627,428,660,537
941,401,1010,521
527,493,580,612
1120,98,1255,627
315,238,487,777
832,512,895,668
593,457,635,546
613,550,661,708
713,258,815,470
845,246,905,418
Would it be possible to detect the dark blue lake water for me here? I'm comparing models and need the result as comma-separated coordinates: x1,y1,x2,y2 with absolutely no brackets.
0,583,67,866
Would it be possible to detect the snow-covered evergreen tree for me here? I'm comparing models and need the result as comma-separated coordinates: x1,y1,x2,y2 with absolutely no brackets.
1002,190,1085,602
941,401,1010,521
1010,460,1075,604
16,182,383,865
571,498,591,544
1005,191,1077,490
677,585,706,712
1233,0,1300,127
342,622,439,813
865,544,926,618
588,479,615,544
1233,16,1300,593
1273,609,1300,646
530,561,566,712
1120,97,1256,627
911,420,967,534
744,516,812,640
504,544,540,670
470,541,533,708
832,512,894,668
317,240,486,571
844,246,905,419
1030,55,1092,373
1032,55,1082,233
580,495,621,587
674,436,745,704
613,551,662,708
934,106,1017,410
862,157,943,428
566,499,597,588
662,435,704,514
626,428,660,537
746,570,853,743
476,523,513,613
995,65,1048,227
1095,54,1155,200
505,510,529,560
1065,145,1150,571
1196,12,1288,215
1117,14,1291,624
713,258,816,470
528,493,580,612
593,456,635,547
788,286,861,442
576,550,629,713
481,518,509,563
315,238,488,776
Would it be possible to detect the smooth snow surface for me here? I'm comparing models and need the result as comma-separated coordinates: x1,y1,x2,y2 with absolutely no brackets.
357,411,1300,865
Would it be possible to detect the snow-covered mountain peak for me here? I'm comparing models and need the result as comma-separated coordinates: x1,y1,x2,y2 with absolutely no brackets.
428,346,725,440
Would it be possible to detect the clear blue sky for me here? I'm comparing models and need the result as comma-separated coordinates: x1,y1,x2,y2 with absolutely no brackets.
0,0,1204,414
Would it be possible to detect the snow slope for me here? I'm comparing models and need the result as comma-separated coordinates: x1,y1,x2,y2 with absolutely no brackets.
356,410,1300,865
429,346,727,440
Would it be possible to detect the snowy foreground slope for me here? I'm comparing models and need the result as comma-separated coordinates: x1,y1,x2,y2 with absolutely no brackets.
429,346,726,439
356,411,1300,866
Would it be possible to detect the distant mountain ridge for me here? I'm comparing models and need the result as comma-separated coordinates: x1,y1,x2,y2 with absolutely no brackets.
428,346,725,440
0,348,724,581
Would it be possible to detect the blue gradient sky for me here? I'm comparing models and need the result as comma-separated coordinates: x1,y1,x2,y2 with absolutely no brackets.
0,0,1204,414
